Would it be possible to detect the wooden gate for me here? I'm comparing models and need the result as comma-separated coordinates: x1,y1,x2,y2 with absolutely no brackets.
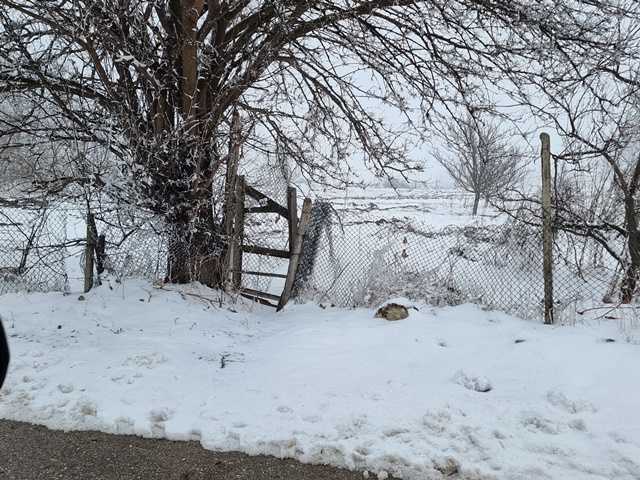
224,177,312,311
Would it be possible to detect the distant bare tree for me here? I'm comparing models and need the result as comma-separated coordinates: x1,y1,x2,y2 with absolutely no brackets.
434,115,527,215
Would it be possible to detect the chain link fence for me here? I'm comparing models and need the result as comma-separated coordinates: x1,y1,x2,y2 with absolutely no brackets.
0,191,621,323
291,202,614,322
0,201,69,294
92,209,168,283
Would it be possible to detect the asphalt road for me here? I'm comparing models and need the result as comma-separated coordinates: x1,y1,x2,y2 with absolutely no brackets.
0,420,366,480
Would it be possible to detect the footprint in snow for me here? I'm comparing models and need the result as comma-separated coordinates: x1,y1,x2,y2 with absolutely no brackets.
546,390,596,414
277,405,293,414
568,418,587,432
57,383,74,394
453,370,492,393
521,413,559,435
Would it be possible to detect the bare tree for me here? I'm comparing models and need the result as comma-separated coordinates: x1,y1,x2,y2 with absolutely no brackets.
434,115,527,215
0,0,637,287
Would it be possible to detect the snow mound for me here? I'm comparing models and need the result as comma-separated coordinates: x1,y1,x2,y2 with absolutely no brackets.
1,280,640,479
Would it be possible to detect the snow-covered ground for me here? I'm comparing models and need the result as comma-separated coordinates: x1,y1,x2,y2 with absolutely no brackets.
319,186,502,227
1,279,639,479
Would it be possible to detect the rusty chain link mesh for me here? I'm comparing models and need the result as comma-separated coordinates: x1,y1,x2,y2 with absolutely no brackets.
292,201,614,321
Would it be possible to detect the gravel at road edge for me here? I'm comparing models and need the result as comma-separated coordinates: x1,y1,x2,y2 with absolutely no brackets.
0,420,369,480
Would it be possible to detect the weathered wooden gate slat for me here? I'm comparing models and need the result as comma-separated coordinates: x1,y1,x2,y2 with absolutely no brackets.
240,287,282,302
231,270,288,279
244,185,289,218
241,244,291,259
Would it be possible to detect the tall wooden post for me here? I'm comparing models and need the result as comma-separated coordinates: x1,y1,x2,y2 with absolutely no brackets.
84,211,96,293
277,198,313,311
286,186,298,250
224,110,241,236
540,132,554,325
224,110,242,287
231,176,246,289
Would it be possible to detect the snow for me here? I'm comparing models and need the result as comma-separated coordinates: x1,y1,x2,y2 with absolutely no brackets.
318,186,504,228
1,280,640,479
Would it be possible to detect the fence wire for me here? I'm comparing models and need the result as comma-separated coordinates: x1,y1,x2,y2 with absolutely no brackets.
292,202,614,321
94,214,168,283
0,201,68,294
239,163,291,297
0,191,620,323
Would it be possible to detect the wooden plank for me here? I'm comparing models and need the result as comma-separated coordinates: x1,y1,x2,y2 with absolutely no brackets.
245,185,289,218
244,205,286,215
239,292,278,308
242,244,290,259
277,198,313,311
287,186,298,251
540,132,554,325
240,288,281,302
230,270,288,279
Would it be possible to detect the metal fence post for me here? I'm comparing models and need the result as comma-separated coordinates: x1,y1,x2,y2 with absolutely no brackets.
540,132,554,325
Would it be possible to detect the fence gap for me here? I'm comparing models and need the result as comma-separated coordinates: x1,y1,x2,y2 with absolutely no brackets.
540,132,554,325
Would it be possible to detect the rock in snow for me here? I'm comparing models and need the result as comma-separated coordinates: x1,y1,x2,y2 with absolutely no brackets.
375,303,409,321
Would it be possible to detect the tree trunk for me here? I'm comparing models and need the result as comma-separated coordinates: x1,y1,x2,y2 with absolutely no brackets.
472,191,481,216
620,195,640,303
158,135,229,288
166,219,225,287
621,235,640,304
165,183,226,288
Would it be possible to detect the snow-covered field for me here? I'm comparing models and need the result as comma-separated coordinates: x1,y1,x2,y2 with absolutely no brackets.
1,279,639,479
319,186,502,227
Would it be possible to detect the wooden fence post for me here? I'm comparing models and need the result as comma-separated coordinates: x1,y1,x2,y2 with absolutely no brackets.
232,176,245,289
540,132,554,325
277,198,313,311
84,211,97,293
287,186,298,250
224,110,242,287
225,112,241,227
